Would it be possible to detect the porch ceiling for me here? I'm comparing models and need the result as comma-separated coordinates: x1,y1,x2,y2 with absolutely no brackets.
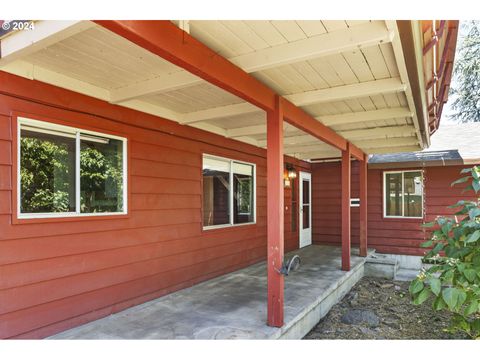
0,20,428,160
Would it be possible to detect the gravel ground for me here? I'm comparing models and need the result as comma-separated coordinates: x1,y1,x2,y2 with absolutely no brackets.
304,277,467,340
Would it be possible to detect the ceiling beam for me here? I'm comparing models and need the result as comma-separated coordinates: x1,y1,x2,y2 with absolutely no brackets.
288,77,406,107
181,102,259,124
339,125,417,140
349,143,365,161
293,150,342,160
283,143,335,153
319,107,413,127
0,20,95,67
282,98,348,151
226,123,301,138
353,137,419,149
259,134,316,147
180,77,406,124
109,21,393,103
364,145,420,154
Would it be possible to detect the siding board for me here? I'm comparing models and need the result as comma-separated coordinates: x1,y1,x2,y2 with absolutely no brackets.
0,71,308,338
312,162,477,256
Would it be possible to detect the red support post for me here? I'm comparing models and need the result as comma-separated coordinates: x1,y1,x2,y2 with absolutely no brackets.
341,143,351,271
267,95,284,327
359,158,368,257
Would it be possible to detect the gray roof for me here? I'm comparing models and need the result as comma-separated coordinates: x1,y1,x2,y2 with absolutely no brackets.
369,123,480,168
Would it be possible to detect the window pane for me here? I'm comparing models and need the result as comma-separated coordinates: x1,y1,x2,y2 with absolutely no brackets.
20,129,76,213
404,171,423,217
302,205,310,229
80,135,124,213
233,162,254,224
203,157,231,226
385,173,402,216
302,180,310,204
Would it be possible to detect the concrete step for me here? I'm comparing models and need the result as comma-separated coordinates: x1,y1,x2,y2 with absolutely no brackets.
394,268,420,282
364,255,399,280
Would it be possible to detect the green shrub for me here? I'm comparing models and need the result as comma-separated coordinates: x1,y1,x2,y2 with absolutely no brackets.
410,166,480,339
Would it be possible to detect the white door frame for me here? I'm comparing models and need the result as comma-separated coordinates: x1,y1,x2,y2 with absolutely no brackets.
299,171,312,248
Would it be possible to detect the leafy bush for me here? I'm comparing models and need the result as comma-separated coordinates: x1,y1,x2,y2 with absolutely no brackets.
410,166,480,339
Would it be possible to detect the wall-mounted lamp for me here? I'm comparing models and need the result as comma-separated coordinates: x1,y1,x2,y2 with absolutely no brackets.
284,163,297,188
287,164,297,179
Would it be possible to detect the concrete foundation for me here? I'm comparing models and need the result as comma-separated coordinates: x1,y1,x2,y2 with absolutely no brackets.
364,256,399,279
50,245,372,340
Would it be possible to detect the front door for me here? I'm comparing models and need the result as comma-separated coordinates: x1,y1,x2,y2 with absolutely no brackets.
299,171,312,248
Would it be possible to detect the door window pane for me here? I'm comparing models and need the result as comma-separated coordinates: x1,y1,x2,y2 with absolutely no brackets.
302,180,310,204
385,173,402,216
203,157,231,226
80,135,124,213
20,129,76,213
404,171,422,217
302,205,310,229
233,162,254,224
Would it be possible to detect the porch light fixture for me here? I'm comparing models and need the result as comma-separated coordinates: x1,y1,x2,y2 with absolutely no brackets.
286,164,297,179
284,163,297,188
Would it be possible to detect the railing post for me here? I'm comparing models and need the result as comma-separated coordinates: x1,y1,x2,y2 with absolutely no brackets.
359,157,368,257
267,95,284,327
341,143,351,271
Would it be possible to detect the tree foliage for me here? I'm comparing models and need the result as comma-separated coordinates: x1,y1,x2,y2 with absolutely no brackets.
21,137,123,214
410,166,480,338
20,137,73,213
450,21,480,123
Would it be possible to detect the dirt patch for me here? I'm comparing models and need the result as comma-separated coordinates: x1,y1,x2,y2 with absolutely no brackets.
304,277,467,340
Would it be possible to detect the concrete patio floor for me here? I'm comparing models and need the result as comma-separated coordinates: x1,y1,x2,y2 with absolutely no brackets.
51,245,371,339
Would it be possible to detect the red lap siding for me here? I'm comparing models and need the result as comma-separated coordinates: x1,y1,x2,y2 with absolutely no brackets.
0,71,308,338
312,162,477,256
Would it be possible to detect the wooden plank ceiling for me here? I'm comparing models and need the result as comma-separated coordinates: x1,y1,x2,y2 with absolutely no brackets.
0,20,424,160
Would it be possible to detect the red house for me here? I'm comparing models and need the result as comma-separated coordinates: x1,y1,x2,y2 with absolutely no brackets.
0,20,459,339
314,122,480,267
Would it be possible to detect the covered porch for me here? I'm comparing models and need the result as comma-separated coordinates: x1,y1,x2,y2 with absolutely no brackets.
50,245,371,339
0,20,458,338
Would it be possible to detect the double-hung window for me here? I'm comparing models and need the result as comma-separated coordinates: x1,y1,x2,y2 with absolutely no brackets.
384,170,423,218
202,154,255,229
17,117,127,219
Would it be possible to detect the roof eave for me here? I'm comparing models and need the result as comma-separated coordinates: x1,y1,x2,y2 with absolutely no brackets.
397,20,431,148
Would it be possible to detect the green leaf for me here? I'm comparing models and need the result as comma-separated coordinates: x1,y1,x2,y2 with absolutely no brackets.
409,279,424,295
413,288,431,305
442,223,452,236
420,239,433,248
464,300,479,317
442,288,459,310
473,180,480,193
433,296,447,311
464,268,477,282
466,230,480,244
431,242,444,255
429,278,442,296
468,208,480,220
452,176,470,186
460,168,473,174
457,290,467,309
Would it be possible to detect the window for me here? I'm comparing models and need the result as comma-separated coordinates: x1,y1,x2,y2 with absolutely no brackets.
384,170,423,218
18,117,127,219
202,154,255,229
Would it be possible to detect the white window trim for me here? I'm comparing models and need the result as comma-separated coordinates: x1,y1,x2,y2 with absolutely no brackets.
383,170,424,219
202,153,256,230
17,117,128,219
